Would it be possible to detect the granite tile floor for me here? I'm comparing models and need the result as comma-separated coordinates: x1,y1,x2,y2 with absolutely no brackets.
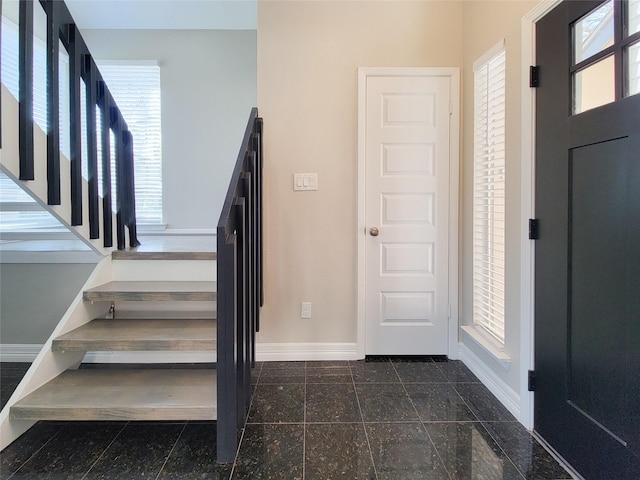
0,359,575,479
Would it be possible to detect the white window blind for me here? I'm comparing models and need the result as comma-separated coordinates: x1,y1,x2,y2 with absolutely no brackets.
98,62,163,225
1,16,162,226
473,41,506,345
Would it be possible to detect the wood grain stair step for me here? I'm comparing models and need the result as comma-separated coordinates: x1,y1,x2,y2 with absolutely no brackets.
52,319,216,352
10,369,217,421
83,281,216,302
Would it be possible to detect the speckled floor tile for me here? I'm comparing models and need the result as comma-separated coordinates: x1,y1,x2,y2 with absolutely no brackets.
425,422,524,479
436,360,481,383
247,384,305,423
83,423,184,479
405,383,478,422
305,423,376,479
454,382,517,421
306,383,362,423
356,383,419,422
366,422,449,479
393,361,449,383
157,422,232,480
8,422,126,480
482,421,573,479
0,422,65,478
0,363,31,384
258,367,306,384
232,424,303,479
350,360,400,383
1,385,16,410
261,361,306,370
305,360,350,368
305,366,352,384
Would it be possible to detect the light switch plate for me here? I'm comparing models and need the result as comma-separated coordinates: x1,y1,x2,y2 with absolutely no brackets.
293,173,318,191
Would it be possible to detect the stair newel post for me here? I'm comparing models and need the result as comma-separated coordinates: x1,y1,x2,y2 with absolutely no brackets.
18,0,35,180
216,227,239,463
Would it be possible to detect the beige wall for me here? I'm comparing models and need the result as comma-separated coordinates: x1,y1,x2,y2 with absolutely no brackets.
257,0,463,344
461,0,538,391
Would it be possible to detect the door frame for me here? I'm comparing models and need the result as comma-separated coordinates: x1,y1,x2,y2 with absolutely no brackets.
520,0,563,431
356,67,460,359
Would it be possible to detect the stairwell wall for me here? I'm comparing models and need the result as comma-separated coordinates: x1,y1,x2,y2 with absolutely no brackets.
0,263,97,345
80,29,257,230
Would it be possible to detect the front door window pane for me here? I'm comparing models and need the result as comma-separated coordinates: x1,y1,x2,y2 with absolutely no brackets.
628,41,640,95
629,0,640,35
574,55,615,113
573,0,614,64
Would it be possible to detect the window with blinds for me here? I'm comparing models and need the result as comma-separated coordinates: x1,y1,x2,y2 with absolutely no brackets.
1,13,163,226
97,62,163,225
472,41,506,345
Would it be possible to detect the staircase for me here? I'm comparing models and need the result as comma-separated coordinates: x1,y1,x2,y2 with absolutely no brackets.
1,0,262,463
9,248,219,423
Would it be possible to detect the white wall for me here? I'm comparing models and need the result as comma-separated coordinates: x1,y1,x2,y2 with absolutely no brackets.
81,29,257,230
257,1,463,345
460,1,538,392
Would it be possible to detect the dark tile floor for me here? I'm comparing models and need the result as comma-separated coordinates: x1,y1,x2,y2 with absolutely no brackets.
0,359,574,479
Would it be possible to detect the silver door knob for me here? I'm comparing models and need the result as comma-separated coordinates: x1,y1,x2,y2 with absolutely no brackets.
369,226,380,236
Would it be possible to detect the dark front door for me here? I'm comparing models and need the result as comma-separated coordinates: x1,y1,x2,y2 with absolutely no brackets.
535,1,640,478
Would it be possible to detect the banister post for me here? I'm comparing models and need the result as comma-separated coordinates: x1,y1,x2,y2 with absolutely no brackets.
216,230,238,463
19,0,35,181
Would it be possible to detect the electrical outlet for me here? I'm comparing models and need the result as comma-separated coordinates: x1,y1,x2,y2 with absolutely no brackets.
301,302,312,319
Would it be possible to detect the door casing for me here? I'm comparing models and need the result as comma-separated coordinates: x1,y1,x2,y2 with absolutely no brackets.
520,0,564,432
356,67,460,359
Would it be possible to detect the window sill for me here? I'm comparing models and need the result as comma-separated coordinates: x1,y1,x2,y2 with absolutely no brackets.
461,325,511,369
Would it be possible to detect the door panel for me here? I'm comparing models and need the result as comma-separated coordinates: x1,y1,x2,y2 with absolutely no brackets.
535,1,640,478
364,74,450,355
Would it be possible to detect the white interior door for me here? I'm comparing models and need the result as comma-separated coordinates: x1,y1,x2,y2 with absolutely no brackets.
363,72,452,355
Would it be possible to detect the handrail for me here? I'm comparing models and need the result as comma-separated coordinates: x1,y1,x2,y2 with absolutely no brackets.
216,108,263,463
15,0,139,249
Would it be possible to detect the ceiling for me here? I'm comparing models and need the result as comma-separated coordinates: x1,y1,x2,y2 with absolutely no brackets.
65,0,257,30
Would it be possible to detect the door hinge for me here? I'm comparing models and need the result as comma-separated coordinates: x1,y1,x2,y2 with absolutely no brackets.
529,219,539,240
528,370,536,391
529,66,540,88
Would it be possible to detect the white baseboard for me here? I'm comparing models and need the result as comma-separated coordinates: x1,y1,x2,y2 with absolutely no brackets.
0,344,42,362
458,341,520,420
256,343,360,362
1,343,361,364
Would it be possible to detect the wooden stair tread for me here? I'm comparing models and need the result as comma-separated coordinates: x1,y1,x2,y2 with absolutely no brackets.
11,369,217,421
53,319,216,352
83,281,216,302
112,251,217,261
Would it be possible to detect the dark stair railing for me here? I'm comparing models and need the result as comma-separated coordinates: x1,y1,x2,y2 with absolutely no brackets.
14,0,139,249
217,108,263,463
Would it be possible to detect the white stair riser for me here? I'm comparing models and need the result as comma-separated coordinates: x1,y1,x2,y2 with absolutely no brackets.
112,259,216,282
